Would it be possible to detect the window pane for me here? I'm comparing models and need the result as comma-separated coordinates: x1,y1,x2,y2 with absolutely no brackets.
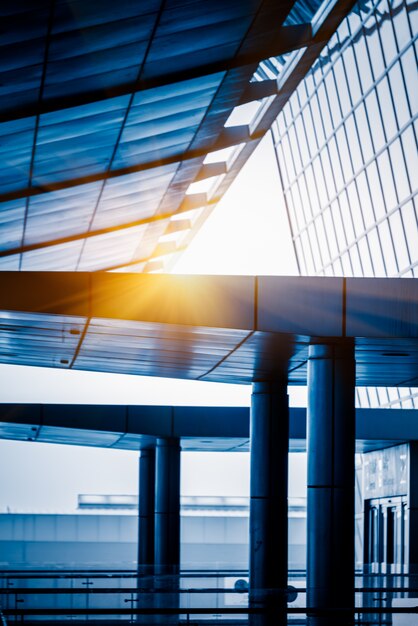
356,171,375,228
389,138,411,202
323,206,339,258
364,90,386,151
347,182,365,237
328,137,344,190
358,235,374,276
354,103,374,162
376,151,398,209
343,45,362,104
400,125,418,188
331,200,347,249
345,114,363,172
388,61,410,127
349,242,363,275
316,215,331,265
365,14,386,77
367,227,386,276
335,126,353,181
366,161,386,220
389,210,410,270
340,191,356,245
400,48,418,117
376,77,398,139
401,200,418,261
378,219,398,275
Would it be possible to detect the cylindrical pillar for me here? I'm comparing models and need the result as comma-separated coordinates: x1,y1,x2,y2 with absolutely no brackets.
154,438,181,624
138,448,155,571
307,341,355,626
137,448,156,622
250,379,289,624
154,437,181,575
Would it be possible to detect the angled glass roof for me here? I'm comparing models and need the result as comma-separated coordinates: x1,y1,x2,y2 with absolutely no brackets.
0,0,357,274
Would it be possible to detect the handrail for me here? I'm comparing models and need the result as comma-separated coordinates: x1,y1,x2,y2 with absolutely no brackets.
2,586,418,594
2,606,418,616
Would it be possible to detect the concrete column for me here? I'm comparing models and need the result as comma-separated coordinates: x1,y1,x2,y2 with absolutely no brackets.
138,448,155,572
249,379,289,624
307,341,355,626
154,437,181,575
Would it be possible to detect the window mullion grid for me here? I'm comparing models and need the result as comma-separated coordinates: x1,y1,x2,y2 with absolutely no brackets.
297,85,334,273
281,109,319,274
319,189,417,274
281,33,417,195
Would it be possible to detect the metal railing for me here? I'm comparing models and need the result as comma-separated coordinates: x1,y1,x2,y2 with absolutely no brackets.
0,569,417,624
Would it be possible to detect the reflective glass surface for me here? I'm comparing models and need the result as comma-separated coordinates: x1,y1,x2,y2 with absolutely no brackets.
272,0,418,406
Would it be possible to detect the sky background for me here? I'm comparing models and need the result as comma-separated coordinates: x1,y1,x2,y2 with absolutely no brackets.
0,135,306,513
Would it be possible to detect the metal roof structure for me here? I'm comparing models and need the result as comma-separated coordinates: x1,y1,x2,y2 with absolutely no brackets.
1,272,417,386
0,0,357,274
0,403,413,452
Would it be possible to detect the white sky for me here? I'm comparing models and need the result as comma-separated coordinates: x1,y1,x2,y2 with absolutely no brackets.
0,134,306,513
0,440,307,514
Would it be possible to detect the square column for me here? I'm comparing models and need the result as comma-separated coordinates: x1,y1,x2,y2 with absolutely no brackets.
307,341,355,626
250,379,289,625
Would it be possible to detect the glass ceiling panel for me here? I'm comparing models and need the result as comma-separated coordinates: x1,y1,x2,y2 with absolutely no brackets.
143,7,255,74
24,182,102,244
77,225,150,271
33,96,130,183
0,255,19,271
0,117,35,193
132,73,224,106
92,165,180,230
20,240,85,271
0,200,26,251
112,133,195,169
0,4,48,114
43,5,157,99
52,0,161,33
22,241,83,272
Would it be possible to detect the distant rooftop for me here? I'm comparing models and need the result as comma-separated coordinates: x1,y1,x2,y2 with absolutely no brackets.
77,494,306,517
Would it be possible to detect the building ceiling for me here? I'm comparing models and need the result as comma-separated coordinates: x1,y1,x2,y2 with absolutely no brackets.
0,0,357,274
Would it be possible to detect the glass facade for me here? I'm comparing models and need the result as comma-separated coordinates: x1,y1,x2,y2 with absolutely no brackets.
271,0,417,407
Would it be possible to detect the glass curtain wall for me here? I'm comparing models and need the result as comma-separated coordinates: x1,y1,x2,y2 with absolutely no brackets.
270,0,418,407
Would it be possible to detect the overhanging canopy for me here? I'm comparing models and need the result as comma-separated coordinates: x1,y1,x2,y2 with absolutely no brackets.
0,272,417,386
0,404,414,452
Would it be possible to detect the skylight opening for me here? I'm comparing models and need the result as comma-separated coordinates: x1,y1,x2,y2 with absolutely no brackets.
204,145,239,165
186,177,220,195
204,143,246,171
224,100,264,127
170,208,201,222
